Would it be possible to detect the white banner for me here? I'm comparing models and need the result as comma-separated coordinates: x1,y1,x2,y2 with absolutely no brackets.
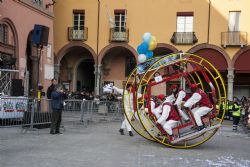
0,97,28,119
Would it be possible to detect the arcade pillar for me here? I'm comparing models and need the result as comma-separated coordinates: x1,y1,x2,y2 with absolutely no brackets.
227,68,234,101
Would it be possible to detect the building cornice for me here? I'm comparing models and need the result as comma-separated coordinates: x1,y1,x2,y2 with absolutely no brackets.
13,0,54,19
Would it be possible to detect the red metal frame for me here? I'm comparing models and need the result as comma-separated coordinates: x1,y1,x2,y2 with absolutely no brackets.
137,62,218,142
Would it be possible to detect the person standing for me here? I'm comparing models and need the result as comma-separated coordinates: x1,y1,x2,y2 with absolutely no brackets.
112,85,134,136
50,84,65,134
47,79,57,99
232,101,241,131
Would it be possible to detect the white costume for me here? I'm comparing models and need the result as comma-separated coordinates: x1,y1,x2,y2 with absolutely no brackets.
165,93,176,104
113,86,155,133
156,99,180,135
173,90,190,121
184,89,213,126
113,86,133,132
152,105,162,119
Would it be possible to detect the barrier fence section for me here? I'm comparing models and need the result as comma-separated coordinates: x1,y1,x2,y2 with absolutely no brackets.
63,99,124,125
63,99,83,125
0,98,124,129
85,100,123,122
0,97,52,129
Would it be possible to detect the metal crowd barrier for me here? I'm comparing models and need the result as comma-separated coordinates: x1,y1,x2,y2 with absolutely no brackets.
0,97,124,130
63,99,123,126
84,100,123,122
63,99,83,126
0,97,52,129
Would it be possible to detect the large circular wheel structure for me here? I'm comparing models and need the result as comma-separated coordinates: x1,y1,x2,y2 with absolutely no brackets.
123,64,155,141
123,53,226,148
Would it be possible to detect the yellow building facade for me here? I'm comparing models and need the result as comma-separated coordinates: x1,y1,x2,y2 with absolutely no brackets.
54,0,250,100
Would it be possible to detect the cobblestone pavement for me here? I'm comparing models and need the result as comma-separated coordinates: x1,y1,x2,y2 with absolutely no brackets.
0,120,250,167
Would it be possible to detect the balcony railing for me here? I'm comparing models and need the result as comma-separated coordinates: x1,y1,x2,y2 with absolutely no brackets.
68,27,88,41
221,31,247,47
171,32,198,45
109,28,129,42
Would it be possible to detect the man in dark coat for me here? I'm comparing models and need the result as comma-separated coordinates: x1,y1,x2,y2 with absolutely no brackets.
50,84,64,134
47,79,57,99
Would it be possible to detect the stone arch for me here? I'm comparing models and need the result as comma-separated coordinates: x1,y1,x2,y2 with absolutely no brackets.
232,45,250,69
188,43,232,69
153,43,178,57
98,43,137,65
72,57,95,91
55,42,97,65
155,43,178,53
1,17,19,68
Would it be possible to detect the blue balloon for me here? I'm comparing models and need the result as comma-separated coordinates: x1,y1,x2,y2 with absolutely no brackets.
145,51,153,59
137,45,143,54
137,42,149,54
143,32,152,43
140,42,149,53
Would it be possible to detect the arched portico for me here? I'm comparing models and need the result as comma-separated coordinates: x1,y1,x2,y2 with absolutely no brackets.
56,42,96,93
0,18,19,69
153,43,178,56
188,43,234,100
98,43,137,92
231,46,250,98
55,42,97,65
98,43,137,65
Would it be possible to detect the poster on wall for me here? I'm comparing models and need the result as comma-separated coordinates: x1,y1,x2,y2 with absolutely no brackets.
44,64,54,79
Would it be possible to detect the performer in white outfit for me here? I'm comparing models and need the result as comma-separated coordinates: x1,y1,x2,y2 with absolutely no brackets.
152,94,165,119
183,84,213,131
169,84,190,121
112,85,135,136
156,98,181,136
111,85,157,136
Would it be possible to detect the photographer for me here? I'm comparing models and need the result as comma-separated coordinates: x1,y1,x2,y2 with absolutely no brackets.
50,84,65,135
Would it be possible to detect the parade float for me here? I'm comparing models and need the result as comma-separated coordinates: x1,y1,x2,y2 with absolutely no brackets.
122,33,226,148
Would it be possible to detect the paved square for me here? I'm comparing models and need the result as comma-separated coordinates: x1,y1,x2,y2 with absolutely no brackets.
0,121,250,167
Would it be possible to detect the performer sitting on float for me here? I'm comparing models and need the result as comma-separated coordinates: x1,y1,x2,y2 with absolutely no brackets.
168,84,190,122
151,94,165,119
156,98,181,137
183,84,213,131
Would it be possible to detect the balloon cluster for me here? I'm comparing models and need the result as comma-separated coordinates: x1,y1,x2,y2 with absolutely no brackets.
137,32,157,63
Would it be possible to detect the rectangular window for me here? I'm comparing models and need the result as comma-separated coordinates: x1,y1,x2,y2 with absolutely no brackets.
114,9,126,32
229,11,240,31
73,10,85,30
0,24,8,44
176,12,193,32
125,56,136,77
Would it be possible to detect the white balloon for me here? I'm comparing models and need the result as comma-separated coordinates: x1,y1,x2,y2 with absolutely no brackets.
138,54,147,63
143,32,152,43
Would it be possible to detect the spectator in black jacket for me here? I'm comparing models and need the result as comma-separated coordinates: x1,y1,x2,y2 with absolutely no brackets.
50,84,65,134
46,79,57,99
